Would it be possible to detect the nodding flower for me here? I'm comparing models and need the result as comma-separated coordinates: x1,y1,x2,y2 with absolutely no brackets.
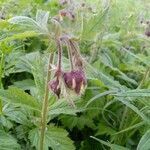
59,9,75,21
48,35,86,98
48,79,61,98
59,0,70,5
63,69,86,94
145,30,150,37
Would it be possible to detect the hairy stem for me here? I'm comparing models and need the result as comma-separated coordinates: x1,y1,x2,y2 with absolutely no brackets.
0,53,4,89
69,40,80,56
66,40,74,70
56,39,62,71
40,53,54,150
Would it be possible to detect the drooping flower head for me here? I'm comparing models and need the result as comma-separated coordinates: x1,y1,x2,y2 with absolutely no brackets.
48,36,87,99
63,69,86,94
48,79,61,98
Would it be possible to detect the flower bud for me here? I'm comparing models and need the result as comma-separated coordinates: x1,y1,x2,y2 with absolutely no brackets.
59,0,68,5
63,70,86,94
48,79,61,98
145,31,150,37
59,9,75,21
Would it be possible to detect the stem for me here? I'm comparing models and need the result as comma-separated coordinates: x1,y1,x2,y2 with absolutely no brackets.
69,40,84,69
0,53,4,89
66,40,74,70
69,40,80,56
39,53,54,150
56,39,62,71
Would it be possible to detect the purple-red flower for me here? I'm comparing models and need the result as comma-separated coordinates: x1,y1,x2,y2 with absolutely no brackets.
63,70,86,94
48,36,86,99
48,79,61,98
59,9,75,21
145,31,150,37
59,0,69,5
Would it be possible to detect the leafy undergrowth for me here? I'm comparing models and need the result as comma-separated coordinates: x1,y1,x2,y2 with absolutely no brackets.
0,0,150,150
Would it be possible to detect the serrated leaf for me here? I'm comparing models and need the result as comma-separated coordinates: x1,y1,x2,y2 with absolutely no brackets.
12,79,35,91
96,123,116,136
16,52,46,100
8,12,50,34
137,130,150,150
0,87,40,111
29,125,75,150
45,125,75,150
60,115,96,130
0,115,13,129
1,31,38,43
8,16,40,30
36,10,49,33
49,99,84,117
0,130,21,150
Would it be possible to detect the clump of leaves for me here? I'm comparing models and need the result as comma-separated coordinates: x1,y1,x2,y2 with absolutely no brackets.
0,0,150,150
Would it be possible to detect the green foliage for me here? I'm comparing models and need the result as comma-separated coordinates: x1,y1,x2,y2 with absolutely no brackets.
0,0,149,149
29,125,75,150
137,130,150,150
0,87,40,111
91,136,129,150
0,130,21,150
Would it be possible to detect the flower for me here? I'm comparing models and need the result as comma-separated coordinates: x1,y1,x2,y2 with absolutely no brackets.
59,9,75,21
63,70,86,94
48,79,61,98
145,31,150,37
59,0,69,5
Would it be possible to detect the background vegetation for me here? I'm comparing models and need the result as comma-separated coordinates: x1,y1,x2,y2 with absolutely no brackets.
0,0,150,150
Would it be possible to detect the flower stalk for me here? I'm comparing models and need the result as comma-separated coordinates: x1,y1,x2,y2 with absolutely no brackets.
66,40,74,70
40,53,54,150
56,38,62,72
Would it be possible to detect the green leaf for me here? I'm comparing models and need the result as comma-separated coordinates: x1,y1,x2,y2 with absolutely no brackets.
8,16,40,30
36,9,49,33
116,98,149,123
96,123,116,136
12,79,35,91
115,89,150,97
137,130,150,150
113,121,145,135
85,90,116,107
49,99,84,117
8,11,50,34
0,87,40,111
1,31,38,43
81,2,110,41
60,115,96,130
0,130,21,150
29,125,75,150
91,136,129,150
16,52,46,100
0,115,13,129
